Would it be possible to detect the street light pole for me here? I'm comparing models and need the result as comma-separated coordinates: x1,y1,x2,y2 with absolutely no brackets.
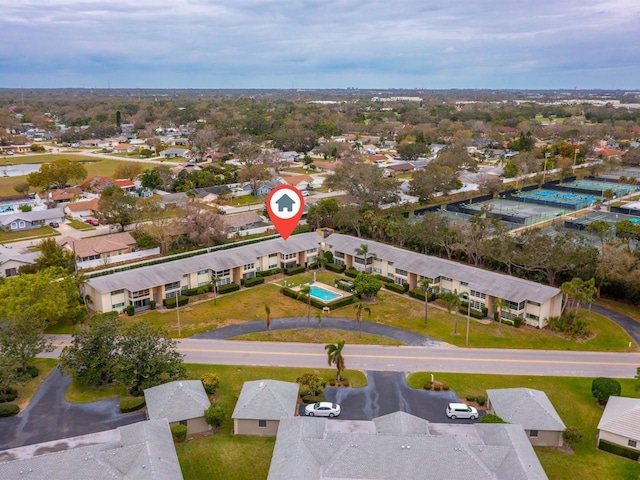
465,296,471,346
542,152,550,185
176,294,182,338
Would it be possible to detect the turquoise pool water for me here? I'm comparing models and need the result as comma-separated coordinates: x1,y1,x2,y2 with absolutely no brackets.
309,285,341,302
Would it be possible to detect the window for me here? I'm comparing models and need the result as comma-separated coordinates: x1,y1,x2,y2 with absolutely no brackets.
165,281,181,291
258,420,267,428
505,299,526,311
198,269,208,275
306,248,317,253
111,289,124,296
281,252,296,260
395,268,407,277
243,263,254,270
441,276,452,282
529,430,539,437
528,300,541,307
470,300,484,311
215,269,230,277
112,302,125,309
180,420,188,426
470,290,486,299
131,289,150,299
460,281,469,287
629,440,637,448
526,313,539,321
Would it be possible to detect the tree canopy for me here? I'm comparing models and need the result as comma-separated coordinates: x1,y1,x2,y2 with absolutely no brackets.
26,159,87,189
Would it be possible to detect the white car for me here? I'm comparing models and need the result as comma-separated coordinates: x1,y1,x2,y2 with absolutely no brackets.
446,402,478,420
305,401,341,417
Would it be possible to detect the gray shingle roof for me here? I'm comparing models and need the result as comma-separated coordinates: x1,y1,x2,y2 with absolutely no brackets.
487,388,566,432
0,419,183,480
87,232,321,294
326,233,561,304
144,380,210,423
268,414,548,480
0,207,64,226
232,379,299,421
597,396,640,440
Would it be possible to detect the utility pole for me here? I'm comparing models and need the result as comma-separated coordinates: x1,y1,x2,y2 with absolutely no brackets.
176,294,181,337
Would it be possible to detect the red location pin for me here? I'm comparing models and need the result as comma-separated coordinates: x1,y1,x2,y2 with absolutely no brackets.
266,185,305,240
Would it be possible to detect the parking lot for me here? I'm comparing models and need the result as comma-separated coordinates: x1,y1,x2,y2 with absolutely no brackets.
301,371,483,424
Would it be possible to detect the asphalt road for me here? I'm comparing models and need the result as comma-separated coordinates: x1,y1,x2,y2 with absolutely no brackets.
44,336,640,379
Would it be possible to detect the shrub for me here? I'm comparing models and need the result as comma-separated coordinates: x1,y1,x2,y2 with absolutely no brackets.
465,395,476,402
475,395,486,406
562,427,583,447
296,372,324,396
257,267,282,277
201,373,220,395
0,404,20,417
402,282,410,292
344,268,359,278
0,388,18,403
598,439,640,461
163,295,189,309
442,384,450,391
24,365,39,378
204,402,227,427
480,414,506,424
592,377,621,404
243,277,265,288
433,385,441,391
171,424,188,442
458,303,487,320
302,394,323,404
335,280,354,293
513,317,522,328
327,380,336,386
323,251,334,264
284,265,305,275
548,312,591,339
218,283,240,294
342,378,350,387
384,282,406,294
119,396,146,413
125,305,135,316
325,262,345,273
423,381,433,390
409,289,437,302
150,300,156,310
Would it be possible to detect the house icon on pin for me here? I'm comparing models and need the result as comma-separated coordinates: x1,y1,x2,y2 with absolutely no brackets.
276,193,296,212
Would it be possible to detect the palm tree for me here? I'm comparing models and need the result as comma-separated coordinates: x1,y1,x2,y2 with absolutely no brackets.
315,311,323,339
299,284,312,329
353,299,371,337
211,275,221,305
265,304,271,331
325,340,346,383
442,290,460,335
418,278,431,325
354,243,376,274
494,298,505,332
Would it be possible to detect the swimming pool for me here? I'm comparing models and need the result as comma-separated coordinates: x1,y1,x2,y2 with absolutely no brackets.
309,285,341,302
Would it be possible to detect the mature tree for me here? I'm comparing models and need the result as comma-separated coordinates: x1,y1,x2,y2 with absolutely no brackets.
586,220,613,251
353,299,371,337
441,290,461,335
236,162,271,196
191,126,220,159
14,182,30,195
98,185,137,232
35,238,75,273
354,243,377,273
494,297,505,332
615,219,640,251
115,321,185,396
26,159,87,189
299,285,312,329
306,198,341,230
113,162,143,180
325,340,346,382
204,402,227,427
324,162,399,209
560,278,597,315
140,165,175,191
0,317,53,373
181,202,226,247
476,174,504,197
397,141,430,160
591,377,621,405
59,312,121,386
138,196,179,254
353,273,382,300
418,278,431,325
410,165,462,201
0,351,20,395
333,205,365,237
451,207,498,266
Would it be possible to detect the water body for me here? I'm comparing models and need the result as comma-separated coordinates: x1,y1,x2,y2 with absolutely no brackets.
0,163,42,177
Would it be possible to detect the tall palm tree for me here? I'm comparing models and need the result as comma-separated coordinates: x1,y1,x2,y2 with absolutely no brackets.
354,243,376,273
299,285,312,329
442,290,460,335
265,304,271,331
211,275,221,306
494,297,505,332
315,311,323,339
325,340,346,383
353,299,371,337
418,278,431,325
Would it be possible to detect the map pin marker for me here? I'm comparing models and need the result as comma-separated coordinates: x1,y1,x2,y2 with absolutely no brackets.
266,185,305,240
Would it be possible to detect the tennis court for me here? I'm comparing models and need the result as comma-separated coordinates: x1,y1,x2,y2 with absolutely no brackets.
564,211,640,231
513,189,598,209
461,198,570,226
555,179,639,197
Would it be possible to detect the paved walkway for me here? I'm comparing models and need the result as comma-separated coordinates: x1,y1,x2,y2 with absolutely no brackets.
191,317,447,347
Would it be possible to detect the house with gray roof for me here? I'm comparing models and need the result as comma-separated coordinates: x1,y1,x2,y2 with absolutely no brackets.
597,396,640,455
267,412,548,480
0,245,40,277
0,207,65,232
0,419,183,480
486,388,566,447
232,379,299,436
144,380,211,435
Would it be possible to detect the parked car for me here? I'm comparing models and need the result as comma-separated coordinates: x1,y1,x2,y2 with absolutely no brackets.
48,221,60,228
84,218,99,226
446,403,478,420
301,190,310,197
305,402,341,417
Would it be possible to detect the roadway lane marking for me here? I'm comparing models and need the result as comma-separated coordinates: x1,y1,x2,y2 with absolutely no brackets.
179,347,639,367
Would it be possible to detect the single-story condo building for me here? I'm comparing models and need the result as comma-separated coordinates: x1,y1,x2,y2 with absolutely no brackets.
83,232,562,326
597,396,640,454
144,380,211,436
232,380,299,436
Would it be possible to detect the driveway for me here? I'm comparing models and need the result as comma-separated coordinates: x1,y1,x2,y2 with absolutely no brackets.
591,304,640,346
0,368,146,453
301,370,482,424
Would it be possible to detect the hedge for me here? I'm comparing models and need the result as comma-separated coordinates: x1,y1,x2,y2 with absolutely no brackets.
171,424,188,442
119,396,146,413
243,276,265,287
374,274,394,284
598,439,640,461
384,282,406,294
458,303,489,320
408,289,437,302
335,280,354,293
217,283,240,294
0,404,20,417
163,295,189,309
0,388,18,403
345,268,359,278
257,267,282,277
325,263,345,273
284,265,306,275
182,284,212,296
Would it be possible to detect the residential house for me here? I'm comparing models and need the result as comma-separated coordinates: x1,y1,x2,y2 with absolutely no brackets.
280,151,300,162
0,208,65,232
58,232,137,264
158,192,190,209
254,181,280,196
597,396,640,454
64,198,100,219
232,380,299,436
281,174,315,191
79,176,135,194
384,163,414,176
486,388,566,447
144,380,211,436
160,148,192,159
113,143,137,154
313,160,341,172
0,144,31,154
0,419,184,480
267,412,548,479
38,187,83,205
222,212,265,233
193,185,232,204
368,154,387,163
0,246,40,277
0,194,35,215
172,137,190,146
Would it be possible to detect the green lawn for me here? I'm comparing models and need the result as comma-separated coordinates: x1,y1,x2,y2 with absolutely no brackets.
234,328,403,345
0,225,58,243
406,372,640,480
14,359,58,410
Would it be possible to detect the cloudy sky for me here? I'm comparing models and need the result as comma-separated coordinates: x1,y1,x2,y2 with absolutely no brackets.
1,0,639,89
